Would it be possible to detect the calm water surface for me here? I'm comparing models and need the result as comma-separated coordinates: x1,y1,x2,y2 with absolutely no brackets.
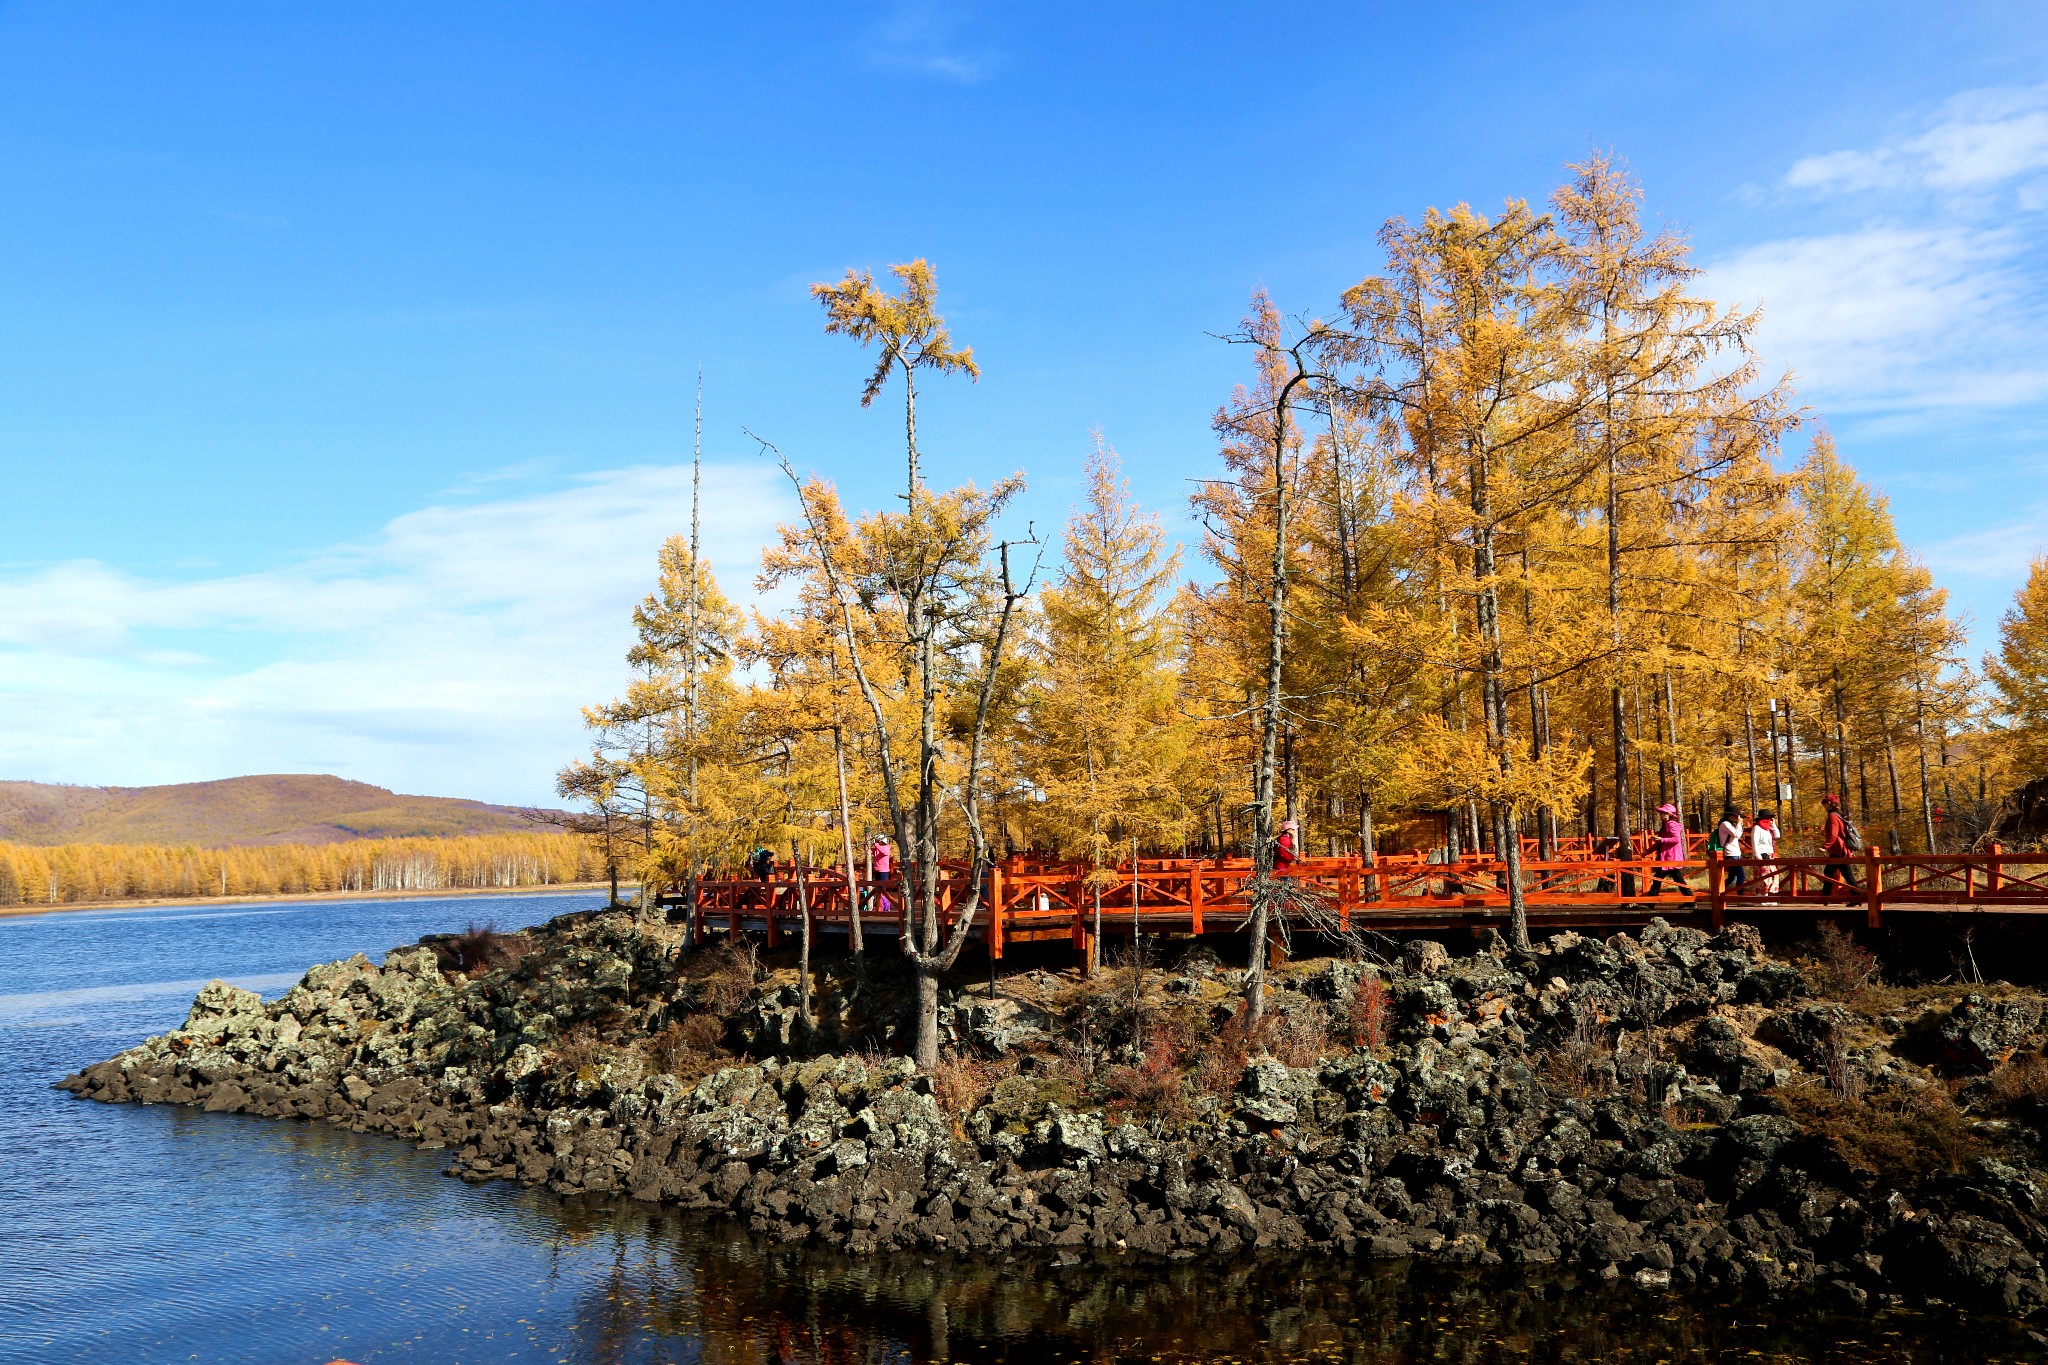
1,892,2043,1364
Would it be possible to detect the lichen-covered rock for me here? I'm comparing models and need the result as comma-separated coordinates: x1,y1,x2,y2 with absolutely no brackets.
1943,995,2047,1070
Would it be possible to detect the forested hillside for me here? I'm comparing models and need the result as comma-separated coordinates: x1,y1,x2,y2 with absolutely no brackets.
0,774,547,848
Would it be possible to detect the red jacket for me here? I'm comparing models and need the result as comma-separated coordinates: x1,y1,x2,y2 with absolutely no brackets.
1821,811,1849,858
1275,830,1297,867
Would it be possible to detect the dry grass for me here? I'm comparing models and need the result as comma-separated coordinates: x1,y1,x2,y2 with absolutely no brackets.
1775,1081,1981,1183
642,1013,731,1084
930,1051,1008,1126
1990,1053,2048,1110
1542,1011,1615,1098
683,939,758,1015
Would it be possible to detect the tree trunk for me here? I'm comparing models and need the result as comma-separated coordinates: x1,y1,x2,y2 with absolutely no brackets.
1662,671,1685,818
914,967,940,1070
834,724,862,955
791,839,812,1029
1913,670,1939,852
1245,351,1313,1024
1742,696,1761,813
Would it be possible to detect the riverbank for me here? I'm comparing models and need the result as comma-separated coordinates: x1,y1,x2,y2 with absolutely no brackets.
59,907,2048,1324
1,879,620,919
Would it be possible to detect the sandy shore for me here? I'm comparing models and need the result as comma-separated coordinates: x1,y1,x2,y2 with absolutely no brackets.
0,880,625,919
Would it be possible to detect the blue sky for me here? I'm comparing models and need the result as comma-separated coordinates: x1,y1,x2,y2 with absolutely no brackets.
3,1,2047,806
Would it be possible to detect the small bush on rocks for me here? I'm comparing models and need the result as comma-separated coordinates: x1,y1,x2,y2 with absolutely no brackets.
447,921,530,976
685,940,758,1014
643,1014,730,1083
549,1026,610,1083
1810,921,1882,998
1102,1035,1192,1127
1346,973,1391,1052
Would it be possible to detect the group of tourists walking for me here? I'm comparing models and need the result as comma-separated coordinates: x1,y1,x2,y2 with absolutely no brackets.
1706,792,1860,900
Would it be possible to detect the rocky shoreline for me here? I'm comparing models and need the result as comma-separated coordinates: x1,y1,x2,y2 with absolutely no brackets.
57,907,2048,1323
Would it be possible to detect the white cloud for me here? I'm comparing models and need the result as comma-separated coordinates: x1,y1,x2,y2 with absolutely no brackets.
1706,224,2048,408
0,464,793,806
1922,507,2048,581
1707,84,2048,415
1786,86,2048,195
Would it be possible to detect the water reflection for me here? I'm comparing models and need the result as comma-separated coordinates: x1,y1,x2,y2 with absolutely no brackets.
535,1201,2039,1365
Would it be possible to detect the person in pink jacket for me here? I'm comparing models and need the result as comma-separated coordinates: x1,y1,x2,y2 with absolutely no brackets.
1650,802,1690,897
868,834,894,916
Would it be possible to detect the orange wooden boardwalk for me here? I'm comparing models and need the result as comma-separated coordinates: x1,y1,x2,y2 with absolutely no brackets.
680,846,2048,957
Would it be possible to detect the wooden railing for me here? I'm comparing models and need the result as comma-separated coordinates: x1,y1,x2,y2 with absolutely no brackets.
677,845,2042,957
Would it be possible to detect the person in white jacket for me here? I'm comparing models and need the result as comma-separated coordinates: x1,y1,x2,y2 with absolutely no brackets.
1751,810,1779,898
1716,807,1747,892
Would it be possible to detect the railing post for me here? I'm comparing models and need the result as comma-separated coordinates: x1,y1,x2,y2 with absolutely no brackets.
1190,864,1205,936
1990,842,2005,895
1707,851,1725,930
1864,848,1882,928
989,863,1005,960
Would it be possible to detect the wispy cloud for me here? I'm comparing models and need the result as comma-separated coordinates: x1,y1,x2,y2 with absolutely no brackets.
1786,87,2048,196
0,464,792,805
863,1,992,83
1707,84,2048,416
1922,505,2048,582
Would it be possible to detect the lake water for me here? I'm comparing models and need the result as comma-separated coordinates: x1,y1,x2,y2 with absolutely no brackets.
1,892,2042,1363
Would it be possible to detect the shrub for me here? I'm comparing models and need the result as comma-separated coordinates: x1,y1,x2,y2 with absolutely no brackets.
1102,1035,1192,1127
1811,921,1882,997
1191,1004,1257,1100
643,1013,730,1083
1347,973,1391,1052
1776,1081,1981,1184
684,939,759,1015
449,921,530,975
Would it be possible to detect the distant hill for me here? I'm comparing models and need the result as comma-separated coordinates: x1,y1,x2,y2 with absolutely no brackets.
0,775,555,848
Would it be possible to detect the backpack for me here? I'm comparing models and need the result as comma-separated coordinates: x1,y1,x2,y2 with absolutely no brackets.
1843,817,1864,854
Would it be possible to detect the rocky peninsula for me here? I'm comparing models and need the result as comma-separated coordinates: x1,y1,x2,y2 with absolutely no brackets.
57,908,2048,1323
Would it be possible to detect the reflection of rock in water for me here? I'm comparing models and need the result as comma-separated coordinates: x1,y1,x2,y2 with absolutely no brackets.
548,1203,2031,1364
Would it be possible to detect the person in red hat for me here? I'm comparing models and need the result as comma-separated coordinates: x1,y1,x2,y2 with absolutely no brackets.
1274,817,1300,872
1818,794,1859,900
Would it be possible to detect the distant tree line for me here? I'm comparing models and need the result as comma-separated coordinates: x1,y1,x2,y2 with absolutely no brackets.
0,832,607,906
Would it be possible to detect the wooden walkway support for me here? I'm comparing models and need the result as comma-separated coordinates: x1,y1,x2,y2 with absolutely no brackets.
674,845,2041,959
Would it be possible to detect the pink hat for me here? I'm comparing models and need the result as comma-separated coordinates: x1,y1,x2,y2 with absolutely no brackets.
1656,803,1677,814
